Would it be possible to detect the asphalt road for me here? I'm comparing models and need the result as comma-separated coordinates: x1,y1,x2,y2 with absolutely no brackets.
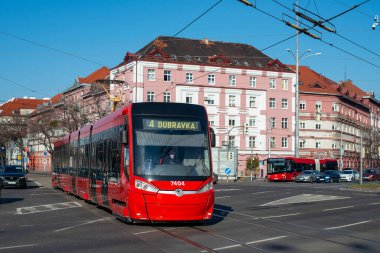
0,174,379,253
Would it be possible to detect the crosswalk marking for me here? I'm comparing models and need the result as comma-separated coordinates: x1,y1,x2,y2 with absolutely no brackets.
16,202,82,215
261,194,350,206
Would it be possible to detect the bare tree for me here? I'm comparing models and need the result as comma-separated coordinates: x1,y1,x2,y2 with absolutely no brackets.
0,115,28,152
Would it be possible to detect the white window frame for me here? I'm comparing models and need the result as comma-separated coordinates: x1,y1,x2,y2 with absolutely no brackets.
208,74,215,84
164,70,171,82
250,77,256,87
316,141,322,149
281,98,288,109
249,136,256,148
163,92,170,102
249,117,256,127
300,122,306,129
249,96,256,108
316,123,321,130
269,98,276,108
300,101,306,110
282,79,289,90
229,75,236,86
270,117,276,129
147,69,155,81
186,73,193,83
229,95,236,107
282,137,288,148
282,118,288,129
147,91,155,102
269,78,276,89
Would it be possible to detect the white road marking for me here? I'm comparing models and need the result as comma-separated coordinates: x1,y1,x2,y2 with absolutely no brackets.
133,228,177,235
214,208,259,218
325,220,372,230
370,202,380,205
54,218,111,232
16,202,82,215
215,189,241,192
216,196,231,199
261,194,350,206
323,206,354,211
254,213,301,219
0,244,37,250
252,191,274,195
246,236,287,245
204,236,287,252
212,244,241,251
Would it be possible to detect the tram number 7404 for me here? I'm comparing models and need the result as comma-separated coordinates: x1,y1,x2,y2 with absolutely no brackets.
171,181,185,186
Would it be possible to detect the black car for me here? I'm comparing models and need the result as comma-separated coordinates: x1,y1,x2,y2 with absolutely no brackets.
316,170,341,183
0,165,28,188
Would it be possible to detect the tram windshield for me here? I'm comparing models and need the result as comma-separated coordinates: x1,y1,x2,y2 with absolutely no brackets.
133,116,211,180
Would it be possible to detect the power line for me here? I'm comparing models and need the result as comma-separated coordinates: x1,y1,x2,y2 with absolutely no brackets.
0,31,106,67
0,74,50,97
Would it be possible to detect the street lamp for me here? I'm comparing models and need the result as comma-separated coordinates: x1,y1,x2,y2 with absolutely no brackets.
286,48,321,158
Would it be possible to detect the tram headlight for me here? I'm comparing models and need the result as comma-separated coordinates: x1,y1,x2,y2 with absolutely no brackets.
135,180,159,193
198,181,213,193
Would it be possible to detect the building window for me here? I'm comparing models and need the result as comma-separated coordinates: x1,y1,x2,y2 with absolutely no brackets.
249,117,256,127
281,99,288,109
250,77,256,87
228,117,235,126
282,137,288,148
228,136,235,147
249,96,256,107
163,92,170,102
269,98,276,108
186,73,193,83
316,101,322,111
208,74,215,84
186,96,193,104
316,141,322,149
208,116,215,126
316,124,321,130
205,95,215,105
147,91,155,102
269,78,276,89
270,137,275,148
332,103,338,112
147,69,155,81
300,140,305,148
300,101,306,110
229,75,236,86
270,117,276,129
229,95,236,107
164,70,171,82
300,122,306,129
282,118,288,129
249,137,256,148
282,79,289,90
332,125,337,130
332,142,337,149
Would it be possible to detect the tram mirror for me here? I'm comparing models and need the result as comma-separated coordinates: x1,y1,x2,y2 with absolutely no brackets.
210,127,216,147
122,129,128,144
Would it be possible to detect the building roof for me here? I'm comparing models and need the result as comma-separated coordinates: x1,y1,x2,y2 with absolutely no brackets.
0,98,47,117
117,36,293,72
78,67,110,84
288,65,340,95
64,67,110,94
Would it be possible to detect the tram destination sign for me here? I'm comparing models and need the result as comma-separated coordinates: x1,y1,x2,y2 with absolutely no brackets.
143,119,200,131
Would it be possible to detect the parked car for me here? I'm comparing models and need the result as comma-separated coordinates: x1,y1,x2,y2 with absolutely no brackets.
213,172,218,184
363,168,380,181
316,170,341,183
295,170,320,183
340,169,359,182
0,165,28,189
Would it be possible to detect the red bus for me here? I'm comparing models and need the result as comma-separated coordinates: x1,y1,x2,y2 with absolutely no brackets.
53,102,215,223
266,157,338,182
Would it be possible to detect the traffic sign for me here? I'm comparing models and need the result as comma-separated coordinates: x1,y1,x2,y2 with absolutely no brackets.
17,155,22,161
225,168,231,175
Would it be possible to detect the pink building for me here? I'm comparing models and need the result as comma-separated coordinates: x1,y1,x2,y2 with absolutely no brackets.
291,65,380,169
111,36,296,177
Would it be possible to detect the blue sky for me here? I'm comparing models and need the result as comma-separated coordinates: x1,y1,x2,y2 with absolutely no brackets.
0,0,379,102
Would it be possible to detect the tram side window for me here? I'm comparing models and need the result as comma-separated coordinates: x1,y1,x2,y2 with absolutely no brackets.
110,140,120,182
96,142,104,180
62,143,69,175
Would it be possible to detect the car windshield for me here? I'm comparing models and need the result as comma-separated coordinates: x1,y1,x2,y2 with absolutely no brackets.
301,170,313,175
1,166,24,173
322,170,334,175
365,169,375,174
342,171,353,174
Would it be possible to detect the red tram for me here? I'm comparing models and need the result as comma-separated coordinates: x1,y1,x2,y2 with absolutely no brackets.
53,102,215,222
266,157,338,182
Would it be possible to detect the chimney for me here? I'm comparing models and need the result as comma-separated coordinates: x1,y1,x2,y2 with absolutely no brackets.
203,38,209,45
